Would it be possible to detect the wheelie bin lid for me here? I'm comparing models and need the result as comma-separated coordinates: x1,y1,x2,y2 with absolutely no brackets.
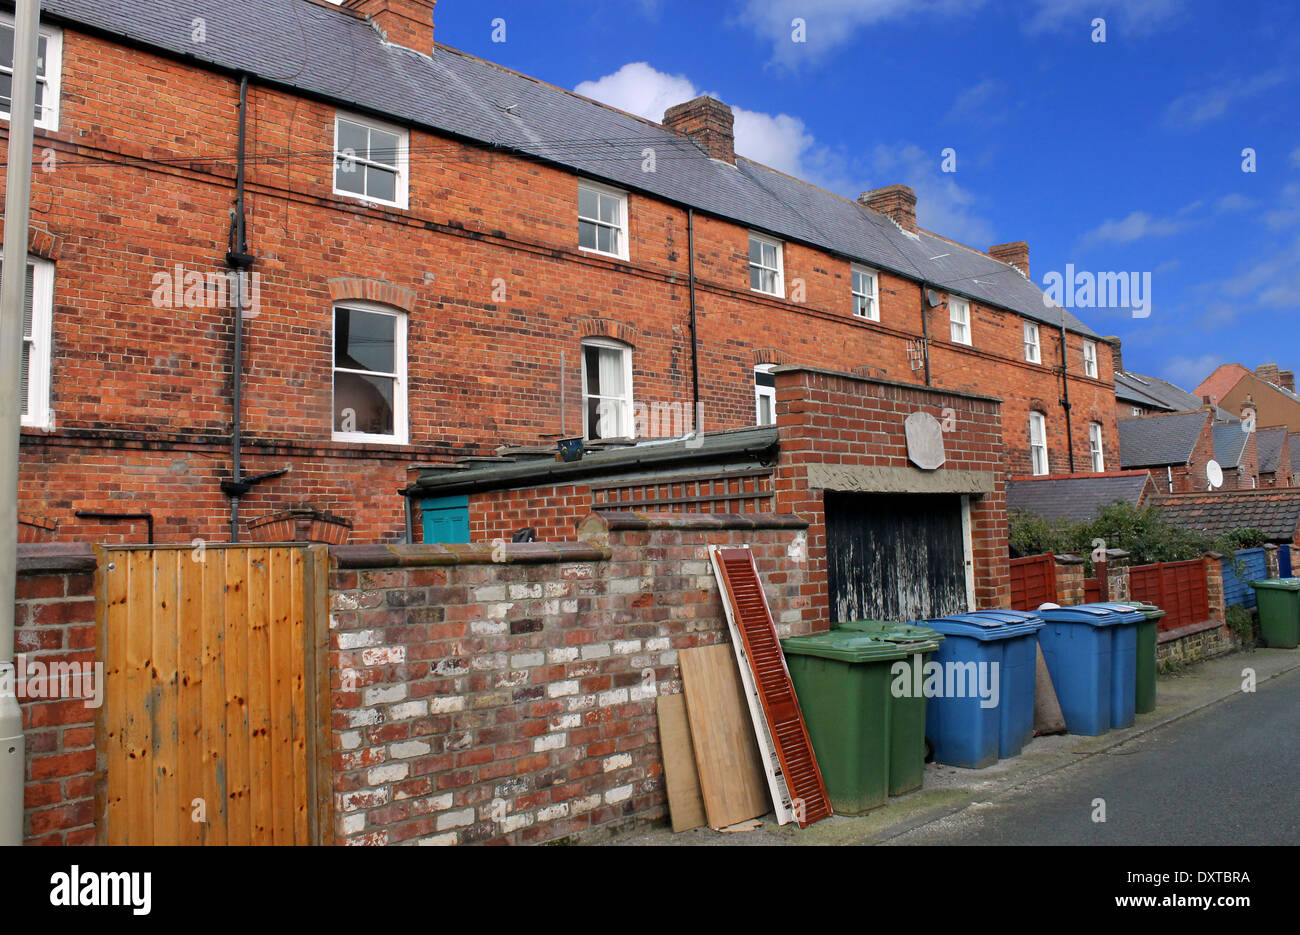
1037,605,1131,627
781,631,939,663
832,619,946,644
1075,602,1147,624
1249,578,1300,590
919,609,1044,641
1113,600,1166,621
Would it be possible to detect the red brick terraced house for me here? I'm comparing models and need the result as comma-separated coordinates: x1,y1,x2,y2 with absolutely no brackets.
4,0,1118,618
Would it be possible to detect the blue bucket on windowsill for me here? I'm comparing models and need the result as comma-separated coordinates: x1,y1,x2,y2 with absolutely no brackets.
557,437,584,462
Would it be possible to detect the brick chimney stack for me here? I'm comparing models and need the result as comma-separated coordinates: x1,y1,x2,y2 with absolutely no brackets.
344,0,437,52
1255,363,1281,385
1280,370,1296,393
1103,335,1123,374
663,96,736,165
1241,393,1258,425
989,241,1029,277
859,185,918,234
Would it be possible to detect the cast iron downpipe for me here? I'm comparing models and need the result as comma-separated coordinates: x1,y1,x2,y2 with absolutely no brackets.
1059,323,1076,473
687,208,701,433
227,75,252,541
919,283,933,387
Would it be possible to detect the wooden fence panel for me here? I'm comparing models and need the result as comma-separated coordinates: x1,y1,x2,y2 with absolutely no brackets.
1129,558,1209,632
95,544,330,846
1009,554,1057,610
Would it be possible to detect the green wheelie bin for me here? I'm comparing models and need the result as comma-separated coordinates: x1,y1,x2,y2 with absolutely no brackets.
1116,601,1165,714
1249,579,1300,649
781,631,939,814
832,619,946,794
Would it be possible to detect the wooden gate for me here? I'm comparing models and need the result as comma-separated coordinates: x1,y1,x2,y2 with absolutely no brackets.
1009,554,1057,610
94,544,331,845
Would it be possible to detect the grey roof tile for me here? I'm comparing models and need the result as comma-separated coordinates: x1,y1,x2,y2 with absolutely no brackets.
1213,423,1250,469
41,0,1100,336
1008,474,1150,523
1118,411,1209,468
1255,427,1288,474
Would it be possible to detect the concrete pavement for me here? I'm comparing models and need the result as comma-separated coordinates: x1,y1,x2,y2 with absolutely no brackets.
592,646,1300,846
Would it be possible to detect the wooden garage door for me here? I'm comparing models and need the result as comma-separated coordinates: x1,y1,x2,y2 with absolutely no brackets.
825,492,969,624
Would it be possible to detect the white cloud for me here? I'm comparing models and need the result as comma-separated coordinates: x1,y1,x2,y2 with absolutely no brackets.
1264,182,1300,230
735,0,985,66
1164,70,1286,128
1213,193,1255,214
1023,0,1185,36
1161,354,1226,389
1291,146,1300,168
576,63,994,245
1077,210,1184,249
946,78,1009,125
1218,233,1300,309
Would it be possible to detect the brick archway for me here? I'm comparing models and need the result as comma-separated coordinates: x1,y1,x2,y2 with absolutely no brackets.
328,277,417,312
578,317,637,347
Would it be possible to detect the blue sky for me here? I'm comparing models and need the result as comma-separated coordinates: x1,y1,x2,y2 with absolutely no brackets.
432,0,1300,391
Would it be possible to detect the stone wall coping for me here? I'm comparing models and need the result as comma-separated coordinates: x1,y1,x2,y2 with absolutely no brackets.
329,541,609,569
16,542,96,574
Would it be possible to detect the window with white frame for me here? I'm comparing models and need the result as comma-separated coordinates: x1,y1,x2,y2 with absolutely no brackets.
0,14,61,131
749,232,784,297
1029,412,1049,476
332,302,407,443
1023,321,1041,363
1132,407,1142,416
851,265,878,320
333,113,409,208
1090,422,1105,472
755,364,776,426
582,338,633,440
1083,339,1098,378
0,253,54,429
577,182,628,260
949,296,971,345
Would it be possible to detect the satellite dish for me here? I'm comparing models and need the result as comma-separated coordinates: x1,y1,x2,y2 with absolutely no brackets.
925,289,942,308
1207,460,1224,489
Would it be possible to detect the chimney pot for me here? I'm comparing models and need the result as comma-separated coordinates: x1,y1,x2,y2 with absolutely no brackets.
344,0,437,52
663,96,736,165
859,184,918,234
989,241,1029,277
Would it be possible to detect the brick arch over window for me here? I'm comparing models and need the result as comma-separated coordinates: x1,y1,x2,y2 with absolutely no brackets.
753,347,787,366
578,317,637,348
18,513,57,543
1028,399,1050,415
28,226,61,261
328,277,417,313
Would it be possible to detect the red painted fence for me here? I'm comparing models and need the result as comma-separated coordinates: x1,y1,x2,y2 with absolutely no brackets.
1129,558,1210,632
1009,554,1057,610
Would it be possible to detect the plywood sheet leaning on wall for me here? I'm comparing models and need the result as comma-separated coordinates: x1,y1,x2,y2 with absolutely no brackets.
679,644,771,830
656,693,707,832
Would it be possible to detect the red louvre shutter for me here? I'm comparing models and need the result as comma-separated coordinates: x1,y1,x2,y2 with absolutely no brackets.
712,547,831,827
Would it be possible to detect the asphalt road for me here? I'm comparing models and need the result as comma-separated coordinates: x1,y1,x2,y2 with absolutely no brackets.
887,666,1300,846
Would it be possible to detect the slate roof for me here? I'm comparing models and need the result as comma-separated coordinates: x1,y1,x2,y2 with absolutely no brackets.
1153,491,1300,543
39,0,1100,337
1115,370,1231,419
1007,472,1151,523
1212,423,1251,470
1118,411,1209,468
1256,427,1288,475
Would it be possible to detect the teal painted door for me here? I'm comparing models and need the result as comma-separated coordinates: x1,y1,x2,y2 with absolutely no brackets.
421,495,470,544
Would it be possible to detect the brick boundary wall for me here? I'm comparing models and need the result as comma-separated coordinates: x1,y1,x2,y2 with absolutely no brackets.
13,543,99,845
327,510,811,845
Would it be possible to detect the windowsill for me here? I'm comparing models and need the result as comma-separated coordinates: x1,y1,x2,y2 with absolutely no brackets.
750,287,784,300
332,190,408,212
333,433,409,446
578,245,629,262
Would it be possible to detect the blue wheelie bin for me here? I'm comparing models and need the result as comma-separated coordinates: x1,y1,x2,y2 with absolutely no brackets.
1036,604,1141,735
1079,602,1146,729
917,610,1045,769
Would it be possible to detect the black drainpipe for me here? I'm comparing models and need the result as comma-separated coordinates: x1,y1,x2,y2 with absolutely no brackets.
1059,323,1076,473
226,75,253,542
919,283,933,387
687,208,701,433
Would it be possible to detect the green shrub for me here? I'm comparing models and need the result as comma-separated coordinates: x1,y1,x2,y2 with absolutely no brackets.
1226,605,1255,649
